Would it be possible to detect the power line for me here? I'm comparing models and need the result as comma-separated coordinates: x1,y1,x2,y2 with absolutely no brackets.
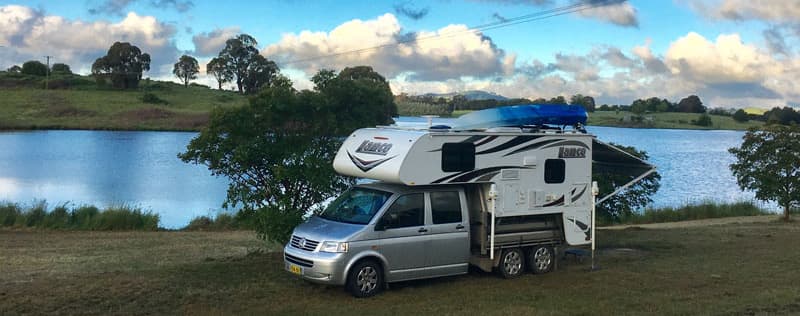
276,0,625,66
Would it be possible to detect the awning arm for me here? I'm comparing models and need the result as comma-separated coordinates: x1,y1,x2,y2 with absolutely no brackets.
596,167,657,205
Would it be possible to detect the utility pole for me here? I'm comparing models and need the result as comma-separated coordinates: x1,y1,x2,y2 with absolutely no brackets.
44,55,52,90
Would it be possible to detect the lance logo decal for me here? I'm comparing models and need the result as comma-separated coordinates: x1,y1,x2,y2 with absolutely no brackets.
347,151,396,172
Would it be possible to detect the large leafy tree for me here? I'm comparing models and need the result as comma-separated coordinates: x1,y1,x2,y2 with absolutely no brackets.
179,67,397,243
21,60,48,76
594,144,661,222
207,57,232,90
677,95,706,113
218,34,260,93
51,63,72,75
241,54,279,94
91,42,151,89
173,55,199,87
322,66,397,123
729,125,800,221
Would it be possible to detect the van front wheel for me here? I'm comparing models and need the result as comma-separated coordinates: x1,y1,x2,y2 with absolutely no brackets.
346,260,383,298
499,248,524,279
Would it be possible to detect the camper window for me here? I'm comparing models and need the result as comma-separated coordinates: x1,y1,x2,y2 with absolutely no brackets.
431,191,462,224
544,159,566,183
441,143,475,172
379,193,424,229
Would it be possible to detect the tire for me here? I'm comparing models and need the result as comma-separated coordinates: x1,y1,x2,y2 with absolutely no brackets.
529,246,554,274
346,260,383,298
498,248,525,279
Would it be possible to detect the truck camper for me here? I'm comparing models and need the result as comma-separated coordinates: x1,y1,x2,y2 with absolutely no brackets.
284,104,655,297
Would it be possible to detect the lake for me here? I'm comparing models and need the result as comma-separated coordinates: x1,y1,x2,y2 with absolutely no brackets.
0,118,766,228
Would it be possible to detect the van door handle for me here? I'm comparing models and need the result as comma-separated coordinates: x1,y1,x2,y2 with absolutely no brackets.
456,224,465,230
418,227,428,233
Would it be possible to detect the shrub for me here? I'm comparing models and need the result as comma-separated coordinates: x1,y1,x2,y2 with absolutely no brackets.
0,203,22,226
695,113,713,127
141,92,168,105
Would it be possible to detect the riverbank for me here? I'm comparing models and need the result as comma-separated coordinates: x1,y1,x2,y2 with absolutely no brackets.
0,78,246,131
2,220,798,315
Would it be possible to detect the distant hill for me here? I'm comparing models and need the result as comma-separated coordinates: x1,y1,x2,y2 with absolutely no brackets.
421,90,509,101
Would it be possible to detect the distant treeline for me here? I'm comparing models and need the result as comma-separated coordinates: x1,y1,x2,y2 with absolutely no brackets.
396,92,800,125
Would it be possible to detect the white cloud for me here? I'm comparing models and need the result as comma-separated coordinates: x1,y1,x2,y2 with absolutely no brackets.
264,13,511,81
689,0,800,22
0,5,178,76
192,27,240,56
664,32,780,83
576,1,638,27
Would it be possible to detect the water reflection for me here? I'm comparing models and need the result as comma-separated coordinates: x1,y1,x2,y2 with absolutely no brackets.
0,121,770,228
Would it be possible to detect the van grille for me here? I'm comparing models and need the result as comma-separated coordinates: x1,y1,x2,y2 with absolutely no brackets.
285,253,314,268
290,235,320,251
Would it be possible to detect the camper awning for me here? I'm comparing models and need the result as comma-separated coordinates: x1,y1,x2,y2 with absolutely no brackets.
592,139,657,204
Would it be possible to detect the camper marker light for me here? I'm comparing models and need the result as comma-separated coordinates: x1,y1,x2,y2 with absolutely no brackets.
320,241,348,253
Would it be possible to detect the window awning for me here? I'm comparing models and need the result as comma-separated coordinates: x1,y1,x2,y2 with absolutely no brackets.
592,139,657,204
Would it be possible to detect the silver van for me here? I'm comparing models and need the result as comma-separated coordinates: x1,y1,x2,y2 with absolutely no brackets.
284,182,472,297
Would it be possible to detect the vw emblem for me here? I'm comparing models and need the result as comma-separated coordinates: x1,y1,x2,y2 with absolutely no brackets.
298,237,306,248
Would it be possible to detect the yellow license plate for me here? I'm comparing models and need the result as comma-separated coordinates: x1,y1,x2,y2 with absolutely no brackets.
289,264,302,275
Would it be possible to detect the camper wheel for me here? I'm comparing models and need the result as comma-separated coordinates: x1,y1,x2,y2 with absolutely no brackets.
499,248,525,279
346,260,384,298
529,246,554,274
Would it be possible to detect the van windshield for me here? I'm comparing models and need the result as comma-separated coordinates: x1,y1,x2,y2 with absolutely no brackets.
319,188,392,225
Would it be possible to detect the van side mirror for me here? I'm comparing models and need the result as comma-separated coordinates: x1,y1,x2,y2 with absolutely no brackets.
374,221,386,231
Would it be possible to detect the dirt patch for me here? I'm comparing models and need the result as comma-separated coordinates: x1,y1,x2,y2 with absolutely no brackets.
601,215,780,230
121,107,174,121
171,112,209,130
44,105,97,117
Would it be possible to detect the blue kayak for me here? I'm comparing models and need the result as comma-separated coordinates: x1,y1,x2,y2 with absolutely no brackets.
452,104,588,130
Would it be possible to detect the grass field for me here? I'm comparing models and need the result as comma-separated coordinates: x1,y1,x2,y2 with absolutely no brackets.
2,219,799,315
588,111,764,130
0,76,246,131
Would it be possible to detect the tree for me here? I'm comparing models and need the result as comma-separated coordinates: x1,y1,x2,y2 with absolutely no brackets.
7,65,22,73
677,95,706,113
51,63,72,75
548,96,567,104
207,57,232,90
570,94,595,112
91,42,151,89
311,69,336,91
241,54,279,94
21,60,48,76
317,66,397,127
173,55,199,87
594,144,661,222
179,68,397,243
218,34,260,93
733,109,749,122
764,107,800,125
729,125,800,221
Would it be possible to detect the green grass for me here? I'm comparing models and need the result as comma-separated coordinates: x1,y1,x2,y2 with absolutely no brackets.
0,73,247,131
588,111,764,130
601,201,770,226
1,221,799,315
0,201,159,230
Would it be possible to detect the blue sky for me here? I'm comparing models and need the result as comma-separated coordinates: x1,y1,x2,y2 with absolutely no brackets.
1,0,798,108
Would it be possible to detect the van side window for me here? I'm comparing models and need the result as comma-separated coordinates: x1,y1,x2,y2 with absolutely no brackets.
431,191,462,224
544,159,565,184
441,143,475,172
380,193,424,229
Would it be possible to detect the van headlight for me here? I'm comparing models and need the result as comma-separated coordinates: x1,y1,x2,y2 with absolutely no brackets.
320,241,349,253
